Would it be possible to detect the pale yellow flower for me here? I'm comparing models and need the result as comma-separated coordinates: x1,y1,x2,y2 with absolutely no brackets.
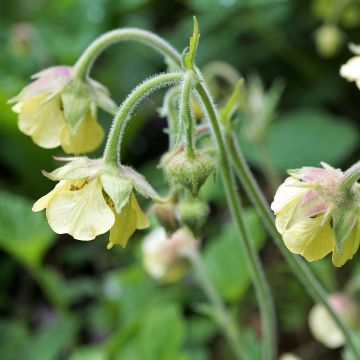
9,66,116,154
142,227,195,283
272,164,360,267
32,157,165,248
309,293,359,348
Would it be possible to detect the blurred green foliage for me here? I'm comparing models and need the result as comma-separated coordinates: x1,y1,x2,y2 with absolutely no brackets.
1,0,360,359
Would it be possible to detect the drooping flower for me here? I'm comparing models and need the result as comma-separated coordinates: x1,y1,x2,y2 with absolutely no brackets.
271,163,360,267
9,66,117,154
340,43,360,88
33,157,164,248
309,293,359,348
142,227,196,283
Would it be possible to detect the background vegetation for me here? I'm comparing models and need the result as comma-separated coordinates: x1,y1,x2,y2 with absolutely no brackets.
1,0,360,359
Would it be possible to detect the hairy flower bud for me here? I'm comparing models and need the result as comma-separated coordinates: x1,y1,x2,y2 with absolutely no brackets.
309,293,360,348
166,151,215,196
177,199,209,234
151,203,179,232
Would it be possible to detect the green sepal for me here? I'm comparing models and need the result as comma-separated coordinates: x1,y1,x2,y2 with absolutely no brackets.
120,165,168,203
183,16,200,71
100,169,133,213
61,79,92,133
43,157,102,180
332,207,358,252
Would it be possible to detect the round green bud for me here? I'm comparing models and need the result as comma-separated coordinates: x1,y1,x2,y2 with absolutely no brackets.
177,199,209,234
166,151,215,196
151,203,179,232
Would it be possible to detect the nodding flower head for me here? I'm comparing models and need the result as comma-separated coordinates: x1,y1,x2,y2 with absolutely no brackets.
9,66,117,154
142,227,196,283
309,293,360,348
271,162,360,267
33,157,165,249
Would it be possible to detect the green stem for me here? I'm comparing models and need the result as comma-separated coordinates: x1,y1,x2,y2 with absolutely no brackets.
185,246,245,360
161,86,180,150
227,134,360,358
195,79,277,360
103,72,183,164
180,71,196,158
73,28,180,79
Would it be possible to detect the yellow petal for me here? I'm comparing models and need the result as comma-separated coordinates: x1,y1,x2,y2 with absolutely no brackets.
332,220,360,267
108,201,137,248
60,113,104,154
282,215,334,262
18,95,65,148
130,192,150,229
46,178,115,240
32,180,71,212
107,193,149,249
271,177,306,214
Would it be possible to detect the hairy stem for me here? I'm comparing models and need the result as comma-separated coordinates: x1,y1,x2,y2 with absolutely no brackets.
185,246,245,360
73,28,180,79
180,71,196,158
228,134,360,358
195,79,277,360
103,72,183,164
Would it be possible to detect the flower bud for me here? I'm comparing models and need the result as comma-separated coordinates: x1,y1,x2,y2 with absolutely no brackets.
142,227,196,283
151,203,178,232
177,199,209,234
166,151,215,197
308,293,360,348
314,25,343,58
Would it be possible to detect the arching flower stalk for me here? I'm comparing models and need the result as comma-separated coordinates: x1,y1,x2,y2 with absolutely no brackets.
8,66,117,154
272,162,360,267
33,157,164,249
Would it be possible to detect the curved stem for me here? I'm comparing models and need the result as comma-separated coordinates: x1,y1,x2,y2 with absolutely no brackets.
103,72,183,164
227,134,360,358
180,71,196,158
195,79,277,360
73,28,180,79
185,246,245,360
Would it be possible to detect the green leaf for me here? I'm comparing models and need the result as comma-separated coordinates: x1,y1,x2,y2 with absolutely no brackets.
0,191,55,268
111,304,186,360
0,319,29,360
204,209,266,302
239,108,358,171
22,317,78,360
183,16,200,70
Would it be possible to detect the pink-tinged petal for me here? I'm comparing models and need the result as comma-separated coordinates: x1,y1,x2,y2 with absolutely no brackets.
9,66,72,104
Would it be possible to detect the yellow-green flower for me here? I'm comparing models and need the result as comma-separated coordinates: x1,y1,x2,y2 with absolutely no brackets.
271,163,360,267
32,157,164,248
9,66,117,154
